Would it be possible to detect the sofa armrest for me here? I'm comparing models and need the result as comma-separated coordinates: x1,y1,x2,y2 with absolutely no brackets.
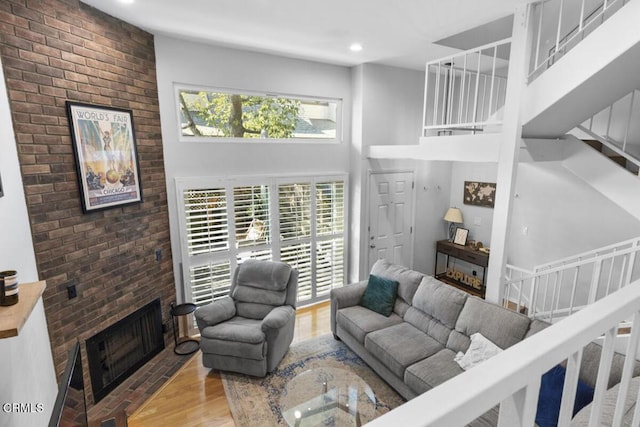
194,296,236,331
330,280,367,336
261,305,295,332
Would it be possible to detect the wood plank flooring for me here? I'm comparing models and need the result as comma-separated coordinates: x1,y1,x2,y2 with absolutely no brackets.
127,301,331,427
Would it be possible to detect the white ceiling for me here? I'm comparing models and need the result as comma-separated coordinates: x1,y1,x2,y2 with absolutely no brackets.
80,0,527,70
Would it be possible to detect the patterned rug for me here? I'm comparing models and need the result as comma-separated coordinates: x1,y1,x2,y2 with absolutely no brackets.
221,334,406,426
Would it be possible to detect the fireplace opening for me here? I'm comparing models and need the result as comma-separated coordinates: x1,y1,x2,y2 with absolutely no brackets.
86,298,164,403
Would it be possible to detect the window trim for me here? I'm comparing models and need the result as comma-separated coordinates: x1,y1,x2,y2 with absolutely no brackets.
175,173,348,307
175,84,343,144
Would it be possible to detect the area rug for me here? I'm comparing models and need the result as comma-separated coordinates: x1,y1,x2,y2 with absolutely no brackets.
221,334,406,426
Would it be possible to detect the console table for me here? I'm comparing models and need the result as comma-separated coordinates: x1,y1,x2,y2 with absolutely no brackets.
435,240,489,298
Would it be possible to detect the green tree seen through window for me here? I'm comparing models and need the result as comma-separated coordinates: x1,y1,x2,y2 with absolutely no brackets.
180,91,300,138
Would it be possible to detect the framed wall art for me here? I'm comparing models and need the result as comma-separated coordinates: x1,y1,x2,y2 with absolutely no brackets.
66,102,143,213
453,227,469,246
464,181,496,208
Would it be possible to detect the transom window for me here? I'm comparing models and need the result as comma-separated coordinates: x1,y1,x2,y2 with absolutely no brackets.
176,175,347,307
177,86,341,142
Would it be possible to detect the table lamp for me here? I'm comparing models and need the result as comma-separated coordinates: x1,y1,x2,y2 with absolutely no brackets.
443,207,463,242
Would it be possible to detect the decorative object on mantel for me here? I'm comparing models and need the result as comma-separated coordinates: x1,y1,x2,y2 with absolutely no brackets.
443,207,464,242
464,181,496,208
453,227,469,246
0,270,18,306
66,102,143,213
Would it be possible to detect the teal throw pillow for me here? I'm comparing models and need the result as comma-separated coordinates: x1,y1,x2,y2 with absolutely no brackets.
360,274,399,317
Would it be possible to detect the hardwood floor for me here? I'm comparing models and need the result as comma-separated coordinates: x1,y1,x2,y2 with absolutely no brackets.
127,301,331,427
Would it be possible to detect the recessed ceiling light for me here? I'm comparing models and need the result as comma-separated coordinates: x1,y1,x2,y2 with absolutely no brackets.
350,43,363,52
118,0,134,4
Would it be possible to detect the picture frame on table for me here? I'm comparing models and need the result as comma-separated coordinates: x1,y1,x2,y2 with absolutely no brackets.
453,227,469,246
66,102,143,213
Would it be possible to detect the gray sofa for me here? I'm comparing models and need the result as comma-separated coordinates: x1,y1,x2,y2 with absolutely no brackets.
330,259,638,426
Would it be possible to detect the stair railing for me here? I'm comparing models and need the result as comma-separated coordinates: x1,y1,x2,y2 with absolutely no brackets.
504,237,640,323
422,39,510,136
528,0,631,82
368,280,640,427
575,89,640,173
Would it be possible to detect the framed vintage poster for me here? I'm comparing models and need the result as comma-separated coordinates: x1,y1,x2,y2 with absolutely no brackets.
66,102,143,213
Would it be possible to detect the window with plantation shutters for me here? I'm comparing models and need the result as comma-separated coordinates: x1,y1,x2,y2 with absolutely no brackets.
184,188,228,256
315,181,344,297
177,175,347,308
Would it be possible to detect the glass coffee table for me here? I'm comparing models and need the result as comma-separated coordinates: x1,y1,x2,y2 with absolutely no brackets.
280,367,377,427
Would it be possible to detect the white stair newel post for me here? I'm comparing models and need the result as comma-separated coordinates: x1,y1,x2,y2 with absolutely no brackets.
486,3,534,303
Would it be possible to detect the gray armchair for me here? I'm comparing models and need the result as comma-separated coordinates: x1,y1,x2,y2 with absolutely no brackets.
195,259,299,377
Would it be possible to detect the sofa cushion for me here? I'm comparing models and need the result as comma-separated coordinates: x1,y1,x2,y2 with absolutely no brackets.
336,305,403,344
405,348,464,394
578,342,640,389
404,276,467,345
370,259,423,310
360,274,399,317
412,276,468,329
365,322,444,378
525,319,551,338
447,297,531,353
404,307,453,346
571,375,640,426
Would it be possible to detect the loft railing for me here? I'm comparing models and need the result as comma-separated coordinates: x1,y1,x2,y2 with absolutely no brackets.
504,237,640,323
575,88,640,174
422,39,510,136
528,0,631,82
368,280,640,427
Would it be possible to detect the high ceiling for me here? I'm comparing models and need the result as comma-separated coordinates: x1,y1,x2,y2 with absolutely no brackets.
81,0,526,70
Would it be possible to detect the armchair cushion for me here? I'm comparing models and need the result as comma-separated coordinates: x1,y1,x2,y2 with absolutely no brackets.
194,296,236,330
236,259,292,291
232,260,294,319
200,317,265,344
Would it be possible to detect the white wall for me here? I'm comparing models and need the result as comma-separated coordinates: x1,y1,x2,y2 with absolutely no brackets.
449,162,498,246
0,57,56,427
508,161,640,269
154,36,352,295
352,64,449,277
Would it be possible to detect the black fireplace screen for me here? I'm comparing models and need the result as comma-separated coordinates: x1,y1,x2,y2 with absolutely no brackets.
86,298,164,403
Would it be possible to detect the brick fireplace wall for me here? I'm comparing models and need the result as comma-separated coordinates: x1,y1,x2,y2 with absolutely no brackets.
0,0,175,405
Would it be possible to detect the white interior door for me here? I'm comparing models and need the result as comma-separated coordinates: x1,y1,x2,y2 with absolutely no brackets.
368,171,414,271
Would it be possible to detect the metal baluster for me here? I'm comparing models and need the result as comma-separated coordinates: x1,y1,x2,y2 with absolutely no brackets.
434,62,441,126
534,1,544,71
623,90,635,151
458,54,467,126
472,51,481,124
554,0,564,64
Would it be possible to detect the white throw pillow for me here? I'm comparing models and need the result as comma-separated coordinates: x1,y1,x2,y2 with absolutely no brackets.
454,332,502,370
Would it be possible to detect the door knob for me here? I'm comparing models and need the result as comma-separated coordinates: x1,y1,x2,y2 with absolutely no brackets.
370,244,376,249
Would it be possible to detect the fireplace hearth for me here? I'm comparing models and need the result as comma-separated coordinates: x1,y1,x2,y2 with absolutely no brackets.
86,298,164,403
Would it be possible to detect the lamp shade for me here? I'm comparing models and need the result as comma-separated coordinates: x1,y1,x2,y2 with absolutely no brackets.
443,207,463,223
